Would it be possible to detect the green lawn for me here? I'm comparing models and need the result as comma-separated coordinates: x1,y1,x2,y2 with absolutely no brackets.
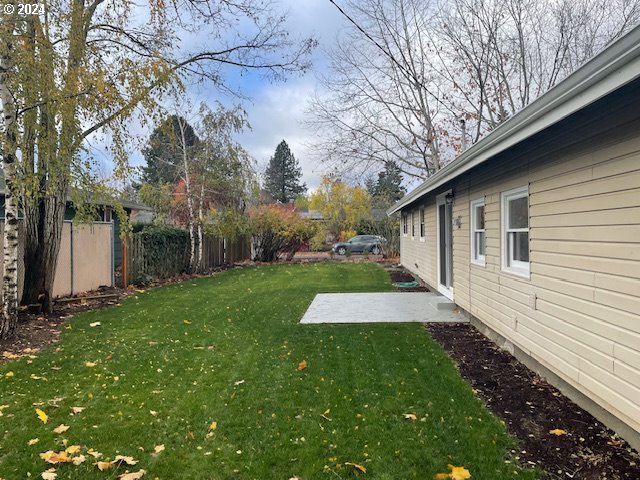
0,263,538,479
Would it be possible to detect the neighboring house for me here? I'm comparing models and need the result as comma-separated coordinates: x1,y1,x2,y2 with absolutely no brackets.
0,174,152,297
389,26,640,449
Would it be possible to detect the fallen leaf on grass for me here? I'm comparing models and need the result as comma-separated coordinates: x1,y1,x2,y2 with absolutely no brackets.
36,408,48,423
298,360,308,371
5,371,14,378
2,351,18,359
434,464,471,480
234,379,245,386
151,444,165,457
65,445,81,455
53,424,69,434
89,322,101,327
344,462,366,474
87,448,102,458
209,421,217,431
39,451,70,464
71,406,84,414
41,468,57,480
183,320,192,325
118,470,146,480
549,429,568,436
71,455,86,465
113,455,137,466
85,362,97,368
404,413,417,421
95,461,112,471
28,438,40,445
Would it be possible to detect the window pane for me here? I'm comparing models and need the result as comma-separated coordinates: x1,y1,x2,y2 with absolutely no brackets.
508,196,528,229
513,232,529,262
420,224,425,237
475,232,485,257
475,205,485,230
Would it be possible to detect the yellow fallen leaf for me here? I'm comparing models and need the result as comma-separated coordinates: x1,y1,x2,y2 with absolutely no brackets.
549,429,568,436
434,474,449,480
345,462,366,474
183,320,192,325
89,322,101,327
87,448,102,458
95,461,112,471
53,424,69,434
65,445,81,454
71,406,84,414
113,455,137,465
36,408,48,424
41,468,57,480
85,362,97,368
5,371,14,378
39,451,69,464
404,413,417,421
448,465,471,480
152,444,165,456
209,421,217,431
298,359,308,371
28,438,40,446
149,410,158,416
71,455,86,465
118,470,146,480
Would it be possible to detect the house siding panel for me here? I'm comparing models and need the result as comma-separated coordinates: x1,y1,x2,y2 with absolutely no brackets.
399,117,640,439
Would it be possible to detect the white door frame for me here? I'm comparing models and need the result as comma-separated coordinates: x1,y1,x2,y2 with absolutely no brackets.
436,191,454,300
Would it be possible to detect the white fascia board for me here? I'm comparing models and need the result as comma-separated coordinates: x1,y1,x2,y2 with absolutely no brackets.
388,24,640,215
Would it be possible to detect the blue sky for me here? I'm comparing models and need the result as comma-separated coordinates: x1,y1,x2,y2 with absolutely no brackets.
105,0,350,191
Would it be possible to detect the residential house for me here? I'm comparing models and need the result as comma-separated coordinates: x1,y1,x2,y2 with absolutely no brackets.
389,26,640,448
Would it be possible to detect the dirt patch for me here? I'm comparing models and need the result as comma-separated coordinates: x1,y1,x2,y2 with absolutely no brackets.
427,322,640,480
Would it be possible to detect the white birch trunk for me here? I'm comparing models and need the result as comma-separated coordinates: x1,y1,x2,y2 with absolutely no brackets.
196,184,204,273
0,31,20,338
178,116,197,272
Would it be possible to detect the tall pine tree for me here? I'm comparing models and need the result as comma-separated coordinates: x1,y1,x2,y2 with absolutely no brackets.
368,161,405,203
263,140,306,203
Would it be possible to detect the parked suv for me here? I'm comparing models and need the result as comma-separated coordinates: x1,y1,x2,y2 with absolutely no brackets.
331,235,386,255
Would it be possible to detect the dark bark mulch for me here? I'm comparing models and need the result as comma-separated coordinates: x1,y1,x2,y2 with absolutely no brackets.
427,322,640,480
388,268,430,292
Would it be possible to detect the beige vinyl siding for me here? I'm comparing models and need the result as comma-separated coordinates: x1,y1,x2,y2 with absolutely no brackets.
400,117,640,436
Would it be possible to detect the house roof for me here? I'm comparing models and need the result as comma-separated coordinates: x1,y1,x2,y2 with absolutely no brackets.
0,170,151,212
388,24,640,215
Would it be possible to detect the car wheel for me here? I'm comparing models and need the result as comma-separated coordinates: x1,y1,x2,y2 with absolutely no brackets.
371,245,381,255
337,246,347,255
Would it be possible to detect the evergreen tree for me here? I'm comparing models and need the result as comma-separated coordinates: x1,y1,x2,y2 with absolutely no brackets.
142,115,199,185
263,140,306,203
369,161,405,202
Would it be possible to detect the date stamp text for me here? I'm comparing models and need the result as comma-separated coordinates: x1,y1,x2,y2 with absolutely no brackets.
2,3,45,15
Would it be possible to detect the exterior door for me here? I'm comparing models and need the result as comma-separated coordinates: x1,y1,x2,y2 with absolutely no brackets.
437,193,454,300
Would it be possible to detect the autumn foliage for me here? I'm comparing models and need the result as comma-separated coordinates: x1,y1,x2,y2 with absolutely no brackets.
249,205,318,262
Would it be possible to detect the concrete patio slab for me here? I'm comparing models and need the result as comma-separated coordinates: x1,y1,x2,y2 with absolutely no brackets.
300,292,467,324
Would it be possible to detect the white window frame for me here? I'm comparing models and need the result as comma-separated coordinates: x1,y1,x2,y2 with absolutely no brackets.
501,186,530,278
470,198,485,266
402,213,408,237
419,207,426,241
411,211,416,239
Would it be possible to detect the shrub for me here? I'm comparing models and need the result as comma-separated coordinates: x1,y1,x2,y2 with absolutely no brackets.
249,205,317,262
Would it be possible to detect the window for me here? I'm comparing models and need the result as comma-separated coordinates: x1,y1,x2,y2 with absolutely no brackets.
470,198,485,265
501,186,529,277
419,207,425,240
411,211,416,238
402,213,408,236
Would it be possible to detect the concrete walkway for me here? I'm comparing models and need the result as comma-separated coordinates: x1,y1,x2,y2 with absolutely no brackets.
300,292,467,324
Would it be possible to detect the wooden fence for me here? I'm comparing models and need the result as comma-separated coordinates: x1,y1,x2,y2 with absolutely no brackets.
123,234,250,286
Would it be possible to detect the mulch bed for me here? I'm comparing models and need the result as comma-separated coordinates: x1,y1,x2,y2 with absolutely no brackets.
387,267,430,292
427,323,640,480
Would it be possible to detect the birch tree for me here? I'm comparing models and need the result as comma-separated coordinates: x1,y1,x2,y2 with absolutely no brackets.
0,0,314,329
